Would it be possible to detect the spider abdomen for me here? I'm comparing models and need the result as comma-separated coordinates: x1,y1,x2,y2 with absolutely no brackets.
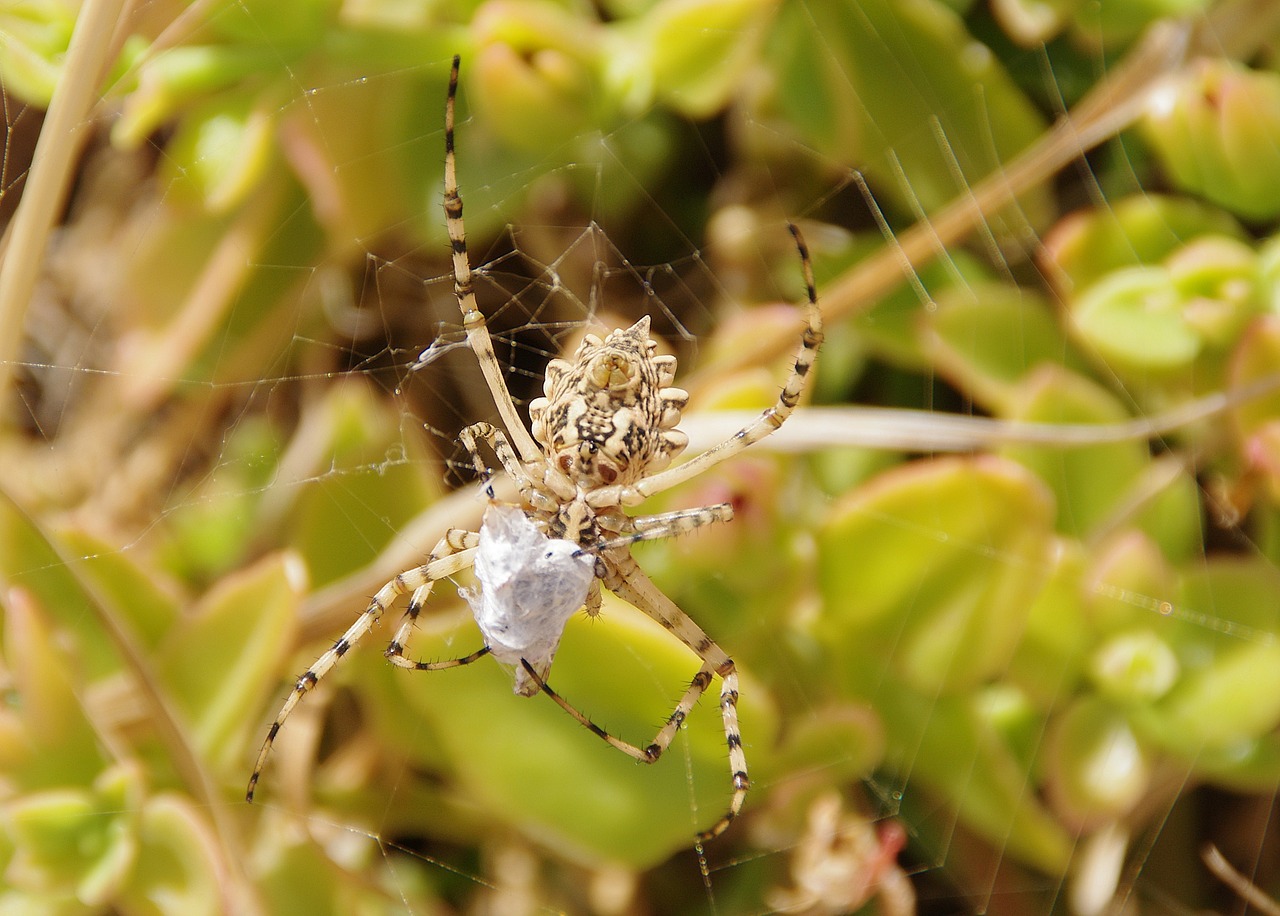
529,316,689,488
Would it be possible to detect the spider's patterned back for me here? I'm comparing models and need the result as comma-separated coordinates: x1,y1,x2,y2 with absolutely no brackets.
529,316,690,489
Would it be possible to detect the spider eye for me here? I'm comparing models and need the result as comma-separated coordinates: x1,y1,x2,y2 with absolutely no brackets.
598,465,618,484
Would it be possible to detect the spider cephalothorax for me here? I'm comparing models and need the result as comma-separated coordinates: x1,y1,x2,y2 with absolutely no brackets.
529,316,689,489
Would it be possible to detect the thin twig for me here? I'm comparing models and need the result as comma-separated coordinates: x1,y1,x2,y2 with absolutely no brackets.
0,0,133,408
1203,844,1280,916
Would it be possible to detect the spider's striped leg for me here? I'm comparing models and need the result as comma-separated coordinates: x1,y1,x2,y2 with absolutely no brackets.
592,503,734,552
519,657,717,766
443,56,544,469
590,222,822,509
246,539,478,802
609,559,748,841
458,421,557,514
385,528,481,668
522,552,748,840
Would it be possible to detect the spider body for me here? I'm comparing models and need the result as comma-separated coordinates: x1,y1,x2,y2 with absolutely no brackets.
530,316,689,490
247,55,822,843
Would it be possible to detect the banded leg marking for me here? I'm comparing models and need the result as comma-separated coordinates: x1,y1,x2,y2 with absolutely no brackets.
444,56,544,467
519,659,718,766
385,528,479,668
610,562,749,840
591,503,734,552
247,542,477,801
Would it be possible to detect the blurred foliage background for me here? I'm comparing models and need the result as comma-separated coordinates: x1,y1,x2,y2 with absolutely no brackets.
2,0,1280,913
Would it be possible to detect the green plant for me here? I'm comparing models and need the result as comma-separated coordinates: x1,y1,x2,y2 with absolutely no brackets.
1,0,1279,912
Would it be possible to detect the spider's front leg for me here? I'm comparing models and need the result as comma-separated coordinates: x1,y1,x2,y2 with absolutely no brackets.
585,221,822,510
247,535,479,802
458,421,565,513
594,503,734,551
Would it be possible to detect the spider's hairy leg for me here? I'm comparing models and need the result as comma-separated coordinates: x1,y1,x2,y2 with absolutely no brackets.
513,549,743,835
518,659,659,763
444,56,544,469
458,421,561,513
588,222,823,509
593,502,734,552
385,527,481,668
583,579,603,618
609,562,748,841
246,539,478,802
519,655,717,759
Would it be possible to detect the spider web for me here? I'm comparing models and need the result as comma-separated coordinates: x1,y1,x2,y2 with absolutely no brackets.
1,1,1279,914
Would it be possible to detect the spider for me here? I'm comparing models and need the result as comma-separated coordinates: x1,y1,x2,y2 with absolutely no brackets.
247,54,822,842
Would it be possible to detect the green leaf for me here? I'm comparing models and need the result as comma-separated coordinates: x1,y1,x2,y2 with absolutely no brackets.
640,0,776,117
119,795,222,916
203,0,339,48
1089,628,1180,705
1229,315,1280,504
1071,267,1200,372
283,382,441,588
1149,638,1280,752
1,589,102,787
1001,367,1188,543
1142,60,1280,220
472,41,594,152
817,456,1055,694
114,45,286,149
770,0,1048,237
1044,696,1151,826
161,91,278,213
1,765,143,906
1084,530,1176,635
924,283,1085,414
1147,560,1280,754
880,685,1072,873
57,529,180,652
1074,0,1211,46
1006,540,1092,704
1041,194,1243,306
156,553,304,770
0,498,122,681
0,2,75,105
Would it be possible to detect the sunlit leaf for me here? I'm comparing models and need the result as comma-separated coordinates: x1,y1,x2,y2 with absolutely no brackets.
155,553,304,770
817,456,1055,694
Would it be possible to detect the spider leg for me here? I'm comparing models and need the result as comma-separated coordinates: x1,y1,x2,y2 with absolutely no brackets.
520,551,747,841
610,559,747,842
588,223,822,509
518,657,715,765
444,56,545,469
385,527,481,668
247,538,477,802
459,421,559,513
592,503,734,552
